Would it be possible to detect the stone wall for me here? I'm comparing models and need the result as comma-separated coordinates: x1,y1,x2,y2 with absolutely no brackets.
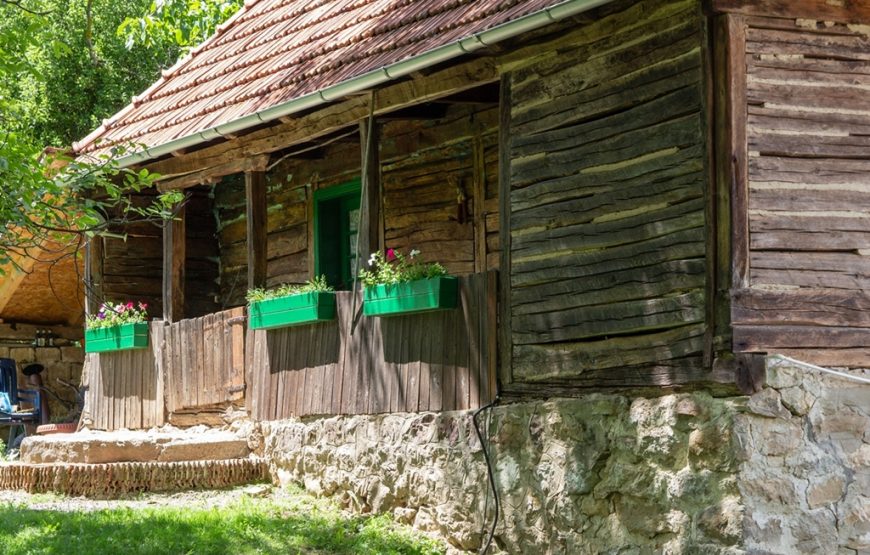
0,343,84,422
263,358,870,553
264,391,746,553
737,360,870,554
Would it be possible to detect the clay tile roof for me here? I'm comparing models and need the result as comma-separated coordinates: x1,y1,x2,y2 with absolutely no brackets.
73,0,569,160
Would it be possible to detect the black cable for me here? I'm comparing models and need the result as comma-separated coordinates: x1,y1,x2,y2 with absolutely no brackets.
472,398,500,555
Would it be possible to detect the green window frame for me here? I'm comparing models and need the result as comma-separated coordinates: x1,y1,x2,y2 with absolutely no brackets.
313,180,361,290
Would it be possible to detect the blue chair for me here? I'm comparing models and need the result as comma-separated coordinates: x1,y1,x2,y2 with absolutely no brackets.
0,358,41,450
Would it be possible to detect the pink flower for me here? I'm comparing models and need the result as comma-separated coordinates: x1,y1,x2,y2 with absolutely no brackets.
126,302,134,309
386,248,396,261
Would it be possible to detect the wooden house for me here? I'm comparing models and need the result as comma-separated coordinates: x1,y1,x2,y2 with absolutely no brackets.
72,0,870,430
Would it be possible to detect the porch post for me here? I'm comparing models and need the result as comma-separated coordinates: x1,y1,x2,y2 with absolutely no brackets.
245,170,267,289
358,119,381,260
84,236,104,316
162,203,186,322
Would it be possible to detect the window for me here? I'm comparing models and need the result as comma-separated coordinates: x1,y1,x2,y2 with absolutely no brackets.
314,180,361,290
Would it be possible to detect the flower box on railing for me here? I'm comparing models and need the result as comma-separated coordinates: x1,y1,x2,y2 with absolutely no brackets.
363,276,458,317
84,322,149,353
248,291,336,330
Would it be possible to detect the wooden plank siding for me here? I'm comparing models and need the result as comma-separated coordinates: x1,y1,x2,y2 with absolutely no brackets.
504,0,714,387
247,272,497,420
162,307,246,421
731,16,870,365
83,320,166,431
101,192,164,318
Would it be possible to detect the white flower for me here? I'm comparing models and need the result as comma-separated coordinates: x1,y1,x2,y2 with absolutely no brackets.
368,252,378,267
409,249,420,258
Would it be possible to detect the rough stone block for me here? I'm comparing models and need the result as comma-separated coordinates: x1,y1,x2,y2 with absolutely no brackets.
9,347,35,363
807,474,846,508
61,346,85,363
748,388,791,419
36,347,61,362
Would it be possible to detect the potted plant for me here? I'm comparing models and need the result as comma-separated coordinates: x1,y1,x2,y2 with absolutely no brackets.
359,248,457,317
247,276,336,330
84,301,150,353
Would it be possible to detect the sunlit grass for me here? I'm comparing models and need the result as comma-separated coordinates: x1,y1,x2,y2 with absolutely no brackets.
0,486,445,555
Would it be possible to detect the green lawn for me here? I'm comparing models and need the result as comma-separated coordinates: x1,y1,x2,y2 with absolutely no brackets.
0,487,445,555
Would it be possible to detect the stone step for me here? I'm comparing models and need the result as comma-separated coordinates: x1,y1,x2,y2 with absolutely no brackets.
0,458,269,497
20,428,252,464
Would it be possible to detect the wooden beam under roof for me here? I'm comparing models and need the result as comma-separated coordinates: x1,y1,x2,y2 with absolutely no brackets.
143,56,499,181
707,0,870,23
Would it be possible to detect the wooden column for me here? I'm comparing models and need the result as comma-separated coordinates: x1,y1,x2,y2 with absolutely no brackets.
712,13,748,348
497,73,512,392
162,204,186,322
359,119,381,261
84,236,104,316
245,170,267,289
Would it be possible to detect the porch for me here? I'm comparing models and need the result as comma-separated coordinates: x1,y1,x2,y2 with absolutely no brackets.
83,272,497,430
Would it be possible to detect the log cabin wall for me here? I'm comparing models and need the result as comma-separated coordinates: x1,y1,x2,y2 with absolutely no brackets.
100,192,164,317
503,0,713,389
184,187,221,318
729,16,870,367
380,105,500,275
212,103,500,306
213,141,359,308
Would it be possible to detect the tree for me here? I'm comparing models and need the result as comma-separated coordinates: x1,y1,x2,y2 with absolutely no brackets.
0,0,241,269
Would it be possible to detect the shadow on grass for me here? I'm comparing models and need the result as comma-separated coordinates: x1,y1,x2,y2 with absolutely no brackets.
0,500,443,555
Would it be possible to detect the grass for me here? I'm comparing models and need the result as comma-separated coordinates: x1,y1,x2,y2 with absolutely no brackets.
0,486,445,555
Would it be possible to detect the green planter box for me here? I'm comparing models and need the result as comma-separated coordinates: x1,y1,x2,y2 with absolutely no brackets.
84,322,149,353
249,291,336,330
363,276,458,317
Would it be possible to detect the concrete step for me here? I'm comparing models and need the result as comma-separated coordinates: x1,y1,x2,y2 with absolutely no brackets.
20,428,251,464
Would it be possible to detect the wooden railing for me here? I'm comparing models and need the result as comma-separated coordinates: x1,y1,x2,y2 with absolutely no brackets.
246,271,498,420
85,273,497,430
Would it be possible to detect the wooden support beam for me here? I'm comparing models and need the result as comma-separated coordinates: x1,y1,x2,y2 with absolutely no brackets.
497,73,512,392
713,14,749,293
376,104,449,121
157,155,268,192
707,0,870,24
472,134,487,274
162,204,186,322
144,57,499,180
245,170,267,290
358,119,381,262
84,236,104,316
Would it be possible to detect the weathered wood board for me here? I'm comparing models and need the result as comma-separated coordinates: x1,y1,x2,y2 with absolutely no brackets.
504,0,712,386
732,16,870,365
247,272,497,420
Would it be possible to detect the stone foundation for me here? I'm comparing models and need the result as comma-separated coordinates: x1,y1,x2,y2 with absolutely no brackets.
737,360,870,553
264,391,745,553
263,358,870,553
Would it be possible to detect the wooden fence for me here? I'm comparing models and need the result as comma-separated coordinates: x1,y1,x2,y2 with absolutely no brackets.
247,272,498,420
85,273,497,429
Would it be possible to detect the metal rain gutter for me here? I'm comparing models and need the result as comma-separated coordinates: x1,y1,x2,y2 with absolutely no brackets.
115,0,614,168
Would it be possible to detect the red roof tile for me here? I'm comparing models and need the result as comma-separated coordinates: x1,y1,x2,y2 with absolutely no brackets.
74,0,568,159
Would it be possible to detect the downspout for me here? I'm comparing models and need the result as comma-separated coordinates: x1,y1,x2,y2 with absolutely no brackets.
113,0,614,168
